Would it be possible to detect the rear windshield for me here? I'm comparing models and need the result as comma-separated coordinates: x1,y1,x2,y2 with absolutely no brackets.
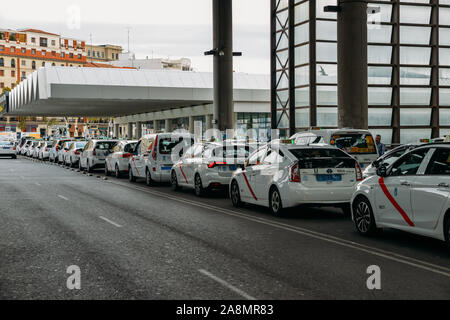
330,134,376,154
76,142,87,148
213,146,251,158
124,143,137,153
159,137,193,155
290,148,356,169
0,141,12,146
96,142,117,150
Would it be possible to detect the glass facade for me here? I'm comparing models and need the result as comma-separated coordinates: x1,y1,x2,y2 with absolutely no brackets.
271,0,450,144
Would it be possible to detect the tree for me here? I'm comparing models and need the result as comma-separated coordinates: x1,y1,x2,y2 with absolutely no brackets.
1,87,11,94
18,117,27,132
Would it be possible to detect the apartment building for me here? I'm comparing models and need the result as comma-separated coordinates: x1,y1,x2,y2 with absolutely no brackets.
85,44,123,63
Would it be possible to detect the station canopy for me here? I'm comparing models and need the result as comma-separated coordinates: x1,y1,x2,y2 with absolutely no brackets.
3,67,269,117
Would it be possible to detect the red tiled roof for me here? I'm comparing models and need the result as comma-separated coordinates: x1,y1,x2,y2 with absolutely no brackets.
84,62,135,69
19,29,60,36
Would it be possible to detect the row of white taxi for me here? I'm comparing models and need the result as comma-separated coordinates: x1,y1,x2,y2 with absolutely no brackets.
14,129,450,251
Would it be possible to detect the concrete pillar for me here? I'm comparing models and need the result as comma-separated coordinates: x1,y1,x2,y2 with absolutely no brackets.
189,116,195,134
213,0,234,131
337,0,368,129
165,119,171,133
206,114,213,131
127,122,133,139
114,124,119,138
135,121,142,139
154,120,160,132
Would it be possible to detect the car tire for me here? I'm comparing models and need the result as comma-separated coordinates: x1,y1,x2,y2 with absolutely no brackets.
341,203,352,218
353,196,380,236
231,180,243,208
194,174,205,197
145,168,154,186
444,213,450,252
171,170,181,191
12,155,16,159
115,165,121,179
87,161,93,173
269,187,284,216
105,164,110,176
129,166,136,182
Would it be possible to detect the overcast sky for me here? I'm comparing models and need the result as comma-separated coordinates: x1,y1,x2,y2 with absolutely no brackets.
1,0,270,74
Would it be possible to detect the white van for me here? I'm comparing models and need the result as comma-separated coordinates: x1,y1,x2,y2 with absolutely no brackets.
129,133,194,185
290,129,379,169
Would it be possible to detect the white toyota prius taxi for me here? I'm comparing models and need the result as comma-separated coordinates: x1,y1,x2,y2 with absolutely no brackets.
351,143,450,250
230,141,363,216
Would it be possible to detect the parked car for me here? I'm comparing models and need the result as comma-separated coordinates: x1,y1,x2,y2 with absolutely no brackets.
57,141,74,164
0,141,17,159
229,141,362,216
171,141,256,196
27,141,41,157
290,128,378,169
105,140,138,178
64,141,88,167
79,140,118,172
20,140,33,156
38,141,53,161
128,133,194,185
49,139,73,163
351,143,450,250
32,141,45,158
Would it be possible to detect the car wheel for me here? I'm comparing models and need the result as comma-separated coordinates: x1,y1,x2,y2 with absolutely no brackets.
269,187,284,216
341,203,352,218
145,168,155,186
129,166,136,182
353,197,379,236
444,213,450,252
231,180,243,208
194,174,205,197
171,170,181,191
12,155,16,159
87,161,93,173
115,165,121,179
105,164,110,176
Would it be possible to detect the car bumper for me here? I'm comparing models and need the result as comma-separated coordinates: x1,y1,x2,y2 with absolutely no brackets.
282,184,355,208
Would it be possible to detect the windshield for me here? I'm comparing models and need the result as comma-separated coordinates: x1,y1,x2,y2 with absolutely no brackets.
76,142,87,148
330,134,376,154
289,148,356,169
96,141,117,150
124,143,137,153
159,137,193,155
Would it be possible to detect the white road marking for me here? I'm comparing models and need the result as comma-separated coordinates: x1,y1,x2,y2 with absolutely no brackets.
108,180,450,278
99,216,123,228
35,182,42,186
57,195,69,201
199,269,256,300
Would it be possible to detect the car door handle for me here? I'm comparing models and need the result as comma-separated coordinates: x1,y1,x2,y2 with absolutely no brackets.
400,181,411,187
438,183,449,188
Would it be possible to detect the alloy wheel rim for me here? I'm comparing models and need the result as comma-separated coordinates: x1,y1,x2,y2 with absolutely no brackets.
172,172,177,187
272,191,280,212
355,201,371,233
232,183,239,204
195,176,201,193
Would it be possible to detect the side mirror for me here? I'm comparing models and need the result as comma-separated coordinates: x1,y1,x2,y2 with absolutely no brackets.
376,164,388,177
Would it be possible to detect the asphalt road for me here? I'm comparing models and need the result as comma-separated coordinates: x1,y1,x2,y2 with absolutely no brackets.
0,156,449,300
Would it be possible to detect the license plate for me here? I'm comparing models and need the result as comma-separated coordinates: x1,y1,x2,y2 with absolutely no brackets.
316,174,342,182
2,147,11,150
229,165,237,171
161,167,172,171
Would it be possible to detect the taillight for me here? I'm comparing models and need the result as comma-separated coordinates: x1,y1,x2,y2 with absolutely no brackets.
208,161,227,169
122,153,132,158
152,136,158,160
290,162,301,183
13,147,16,151
74,150,80,155
45,148,48,151
355,162,363,181
93,149,97,156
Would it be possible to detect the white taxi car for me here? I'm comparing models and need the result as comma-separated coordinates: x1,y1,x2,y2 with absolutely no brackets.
128,133,194,185
351,144,450,250
105,140,137,178
64,141,88,167
230,141,363,216
38,141,53,161
79,140,118,173
171,141,256,196
290,128,378,169
0,141,17,159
